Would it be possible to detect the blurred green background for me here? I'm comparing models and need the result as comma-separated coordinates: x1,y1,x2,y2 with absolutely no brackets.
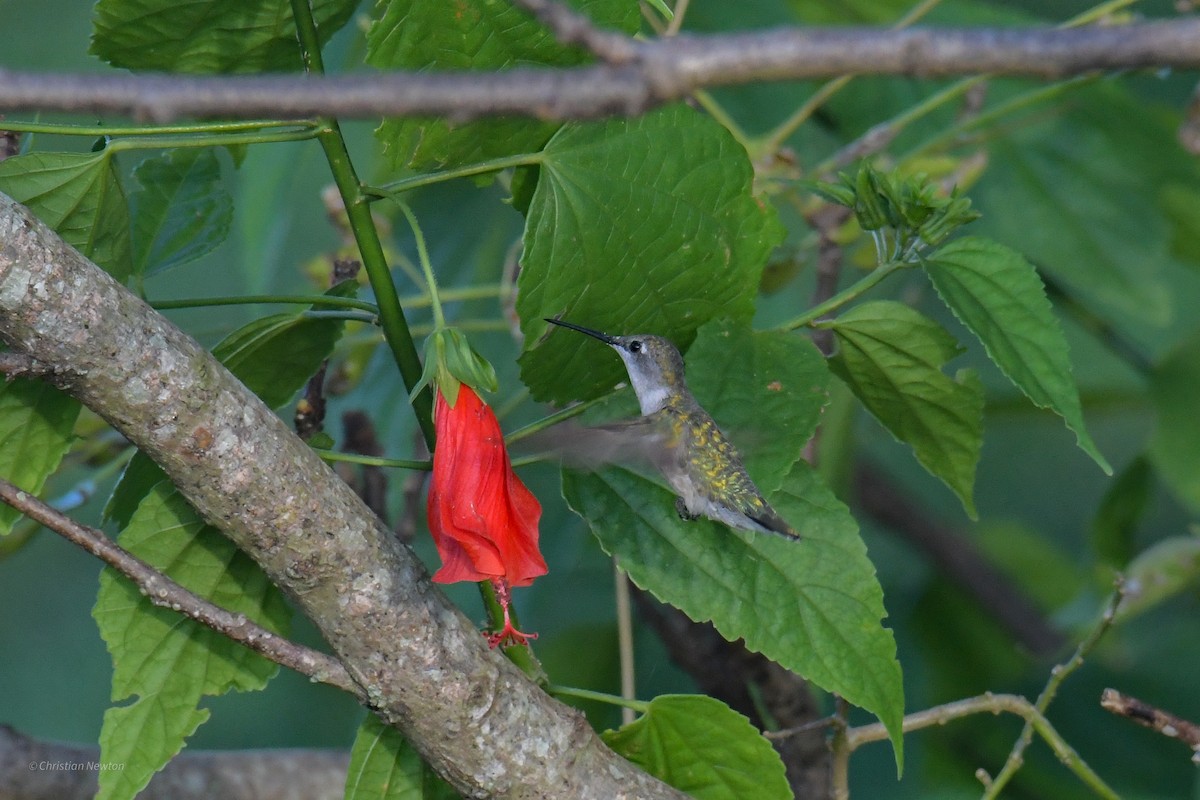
2,1,1200,798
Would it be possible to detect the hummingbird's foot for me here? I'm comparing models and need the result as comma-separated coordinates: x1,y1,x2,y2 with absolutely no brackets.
485,578,538,649
675,497,699,522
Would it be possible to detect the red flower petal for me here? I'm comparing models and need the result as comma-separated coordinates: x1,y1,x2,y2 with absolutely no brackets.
426,386,547,587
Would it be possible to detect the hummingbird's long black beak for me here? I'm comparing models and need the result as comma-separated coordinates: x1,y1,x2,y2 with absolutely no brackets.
544,317,618,345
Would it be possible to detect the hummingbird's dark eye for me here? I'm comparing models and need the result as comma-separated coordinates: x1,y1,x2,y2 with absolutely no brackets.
628,340,642,353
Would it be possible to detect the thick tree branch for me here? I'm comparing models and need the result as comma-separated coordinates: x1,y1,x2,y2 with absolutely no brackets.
0,21,1198,121
0,193,686,800
0,475,361,698
0,725,347,800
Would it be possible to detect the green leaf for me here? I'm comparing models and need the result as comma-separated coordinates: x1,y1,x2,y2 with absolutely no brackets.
104,453,167,529
129,149,232,279
563,460,904,770
924,236,1110,474
105,289,352,528
825,301,983,517
971,87,1185,326
345,714,460,800
0,151,132,281
0,380,82,535
1115,535,1200,623
90,0,358,74
1090,456,1153,568
518,104,784,403
93,486,290,800
1149,329,1200,513
602,695,789,800
366,0,639,171
211,290,353,410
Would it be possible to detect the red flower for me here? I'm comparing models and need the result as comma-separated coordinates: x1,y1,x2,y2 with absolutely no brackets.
426,385,546,645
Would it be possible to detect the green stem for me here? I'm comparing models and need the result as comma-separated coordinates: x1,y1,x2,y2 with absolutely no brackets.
779,261,910,330
367,151,543,198
286,0,526,671
504,395,611,445
400,285,509,309
301,310,377,324
0,119,307,137
391,200,445,329
548,684,649,713
311,450,431,470
692,90,750,148
104,127,319,153
152,294,379,314
409,319,509,337
288,0,434,448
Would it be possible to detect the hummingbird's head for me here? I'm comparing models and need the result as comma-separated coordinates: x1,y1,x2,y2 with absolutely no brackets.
545,318,686,414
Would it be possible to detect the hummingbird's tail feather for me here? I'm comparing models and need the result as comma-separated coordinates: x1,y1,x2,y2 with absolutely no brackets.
749,507,802,541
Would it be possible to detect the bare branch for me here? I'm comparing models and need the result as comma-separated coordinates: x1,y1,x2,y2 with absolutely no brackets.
0,475,363,698
1101,688,1200,763
0,20,1198,121
0,192,686,800
0,725,347,800
510,0,639,63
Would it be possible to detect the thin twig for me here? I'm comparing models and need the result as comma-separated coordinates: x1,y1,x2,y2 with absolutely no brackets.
982,582,1126,799
830,696,852,800
664,0,690,37
510,0,639,63
1,21,1199,121
1101,688,1200,764
0,476,363,699
833,693,1118,799
614,560,636,726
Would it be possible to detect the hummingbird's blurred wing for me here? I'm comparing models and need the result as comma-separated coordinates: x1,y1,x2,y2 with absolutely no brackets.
514,416,675,474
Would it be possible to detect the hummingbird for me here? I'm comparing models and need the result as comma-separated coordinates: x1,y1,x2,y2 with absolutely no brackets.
544,318,800,541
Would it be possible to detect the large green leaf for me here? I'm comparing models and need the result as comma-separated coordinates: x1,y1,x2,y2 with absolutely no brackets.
129,149,232,280
602,695,789,800
825,300,983,517
0,151,132,281
1149,329,1200,512
90,0,358,73
518,104,783,403
563,460,904,769
345,715,460,800
366,0,639,171
0,380,82,535
105,287,353,525
924,236,1110,474
93,487,290,800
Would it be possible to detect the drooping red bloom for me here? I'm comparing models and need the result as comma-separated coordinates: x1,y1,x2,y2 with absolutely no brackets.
426,383,547,591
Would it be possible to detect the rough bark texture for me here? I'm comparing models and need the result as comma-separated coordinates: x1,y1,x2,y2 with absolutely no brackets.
0,193,686,800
